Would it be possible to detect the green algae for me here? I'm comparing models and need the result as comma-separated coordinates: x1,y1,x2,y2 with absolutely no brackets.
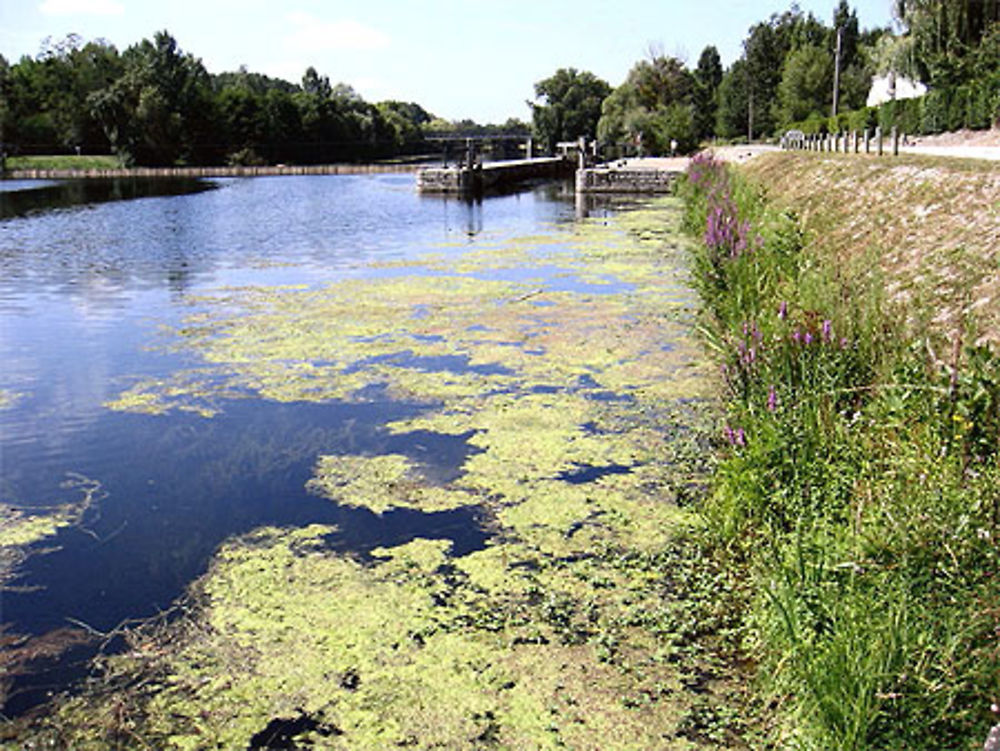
307,454,478,514
1,474,103,586
31,197,740,748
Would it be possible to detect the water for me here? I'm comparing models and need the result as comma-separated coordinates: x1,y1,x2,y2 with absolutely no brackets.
0,174,582,715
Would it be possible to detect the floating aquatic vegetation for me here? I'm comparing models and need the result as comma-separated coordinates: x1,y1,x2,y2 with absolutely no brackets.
32,197,740,748
307,454,479,514
1,474,104,586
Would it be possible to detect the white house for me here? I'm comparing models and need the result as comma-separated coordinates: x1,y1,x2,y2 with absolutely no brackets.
867,73,928,107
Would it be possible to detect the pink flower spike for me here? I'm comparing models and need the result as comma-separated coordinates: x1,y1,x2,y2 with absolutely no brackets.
767,385,778,412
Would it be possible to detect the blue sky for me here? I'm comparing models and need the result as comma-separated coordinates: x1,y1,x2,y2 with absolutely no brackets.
1,0,896,123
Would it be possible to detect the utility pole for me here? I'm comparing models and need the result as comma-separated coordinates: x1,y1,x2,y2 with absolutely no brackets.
832,26,843,117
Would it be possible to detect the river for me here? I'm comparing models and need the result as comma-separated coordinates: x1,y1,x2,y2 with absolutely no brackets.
1,174,716,746
0,174,588,714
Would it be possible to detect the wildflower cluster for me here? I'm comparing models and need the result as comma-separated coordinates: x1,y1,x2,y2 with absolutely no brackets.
705,196,759,259
721,303,858,449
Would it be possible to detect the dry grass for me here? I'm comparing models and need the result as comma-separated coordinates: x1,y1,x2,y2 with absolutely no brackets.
742,152,1000,351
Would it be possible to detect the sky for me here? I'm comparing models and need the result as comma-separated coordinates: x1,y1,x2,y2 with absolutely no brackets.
1,0,897,124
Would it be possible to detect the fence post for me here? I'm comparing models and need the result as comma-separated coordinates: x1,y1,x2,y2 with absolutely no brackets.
876,127,883,156
892,126,899,156
864,128,870,154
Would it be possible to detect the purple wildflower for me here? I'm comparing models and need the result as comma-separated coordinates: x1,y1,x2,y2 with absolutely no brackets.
723,425,746,447
804,331,814,345
822,319,833,343
767,385,778,412
778,301,788,321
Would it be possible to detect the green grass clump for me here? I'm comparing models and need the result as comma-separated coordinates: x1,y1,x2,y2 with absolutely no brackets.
679,153,1000,749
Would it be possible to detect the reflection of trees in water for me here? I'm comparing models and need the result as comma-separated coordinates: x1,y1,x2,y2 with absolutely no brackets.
0,179,213,221
0,178,215,304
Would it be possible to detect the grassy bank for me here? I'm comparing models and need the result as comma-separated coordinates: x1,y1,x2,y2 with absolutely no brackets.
679,152,1000,749
3,154,122,172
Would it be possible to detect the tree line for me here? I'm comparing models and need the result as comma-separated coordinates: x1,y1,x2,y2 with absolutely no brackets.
2,1,997,166
531,0,1000,156
0,30,527,167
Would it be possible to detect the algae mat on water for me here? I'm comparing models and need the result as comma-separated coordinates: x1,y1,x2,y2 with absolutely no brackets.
38,199,741,749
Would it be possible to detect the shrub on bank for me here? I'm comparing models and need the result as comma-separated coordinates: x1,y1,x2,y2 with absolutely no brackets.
786,73,1000,136
679,153,1000,750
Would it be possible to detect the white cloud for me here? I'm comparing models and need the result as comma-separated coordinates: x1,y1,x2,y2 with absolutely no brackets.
39,0,125,15
285,12,390,52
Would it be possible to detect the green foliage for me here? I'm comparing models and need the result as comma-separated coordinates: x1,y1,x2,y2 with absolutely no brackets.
715,60,750,140
894,0,1000,85
693,46,723,140
597,55,696,155
530,67,611,153
777,44,834,126
681,155,1000,749
3,31,441,166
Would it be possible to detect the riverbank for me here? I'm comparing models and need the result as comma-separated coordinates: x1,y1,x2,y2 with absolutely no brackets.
3,162,421,180
681,151,1000,749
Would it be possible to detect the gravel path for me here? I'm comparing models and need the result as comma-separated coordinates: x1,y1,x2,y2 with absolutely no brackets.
899,144,1000,161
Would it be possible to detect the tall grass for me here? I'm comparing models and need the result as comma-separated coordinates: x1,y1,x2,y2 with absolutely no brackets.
679,153,1000,749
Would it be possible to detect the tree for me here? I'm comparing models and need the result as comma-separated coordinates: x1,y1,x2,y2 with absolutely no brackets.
716,59,750,139
301,66,332,98
89,31,213,165
743,20,786,137
377,100,432,153
693,45,723,139
3,35,121,154
596,55,697,154
0,54,10,159
530,68,612,152
217,85,266,164
832,0,862,69
894,0,1000,84
777,44,834,125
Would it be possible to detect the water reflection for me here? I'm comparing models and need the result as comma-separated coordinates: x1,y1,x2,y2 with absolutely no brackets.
0,178,215,220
